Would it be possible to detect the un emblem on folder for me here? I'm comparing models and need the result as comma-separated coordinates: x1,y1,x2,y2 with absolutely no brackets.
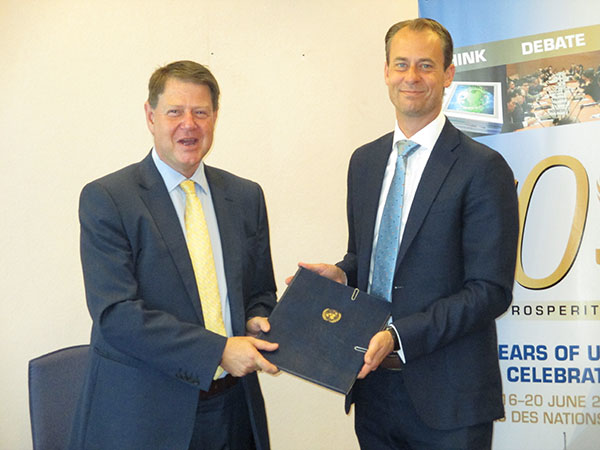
322,308,341,323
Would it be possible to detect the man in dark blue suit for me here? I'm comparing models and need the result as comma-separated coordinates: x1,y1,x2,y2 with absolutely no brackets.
296,19,519,449
70,61,279,449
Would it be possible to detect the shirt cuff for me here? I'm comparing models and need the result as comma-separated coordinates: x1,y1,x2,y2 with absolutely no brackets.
388,323,406,364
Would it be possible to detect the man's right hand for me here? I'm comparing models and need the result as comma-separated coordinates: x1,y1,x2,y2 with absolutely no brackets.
285,262,347,285
220,337,279,377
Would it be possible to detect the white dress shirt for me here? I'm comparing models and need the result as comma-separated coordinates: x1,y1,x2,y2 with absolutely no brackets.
367,112,447,360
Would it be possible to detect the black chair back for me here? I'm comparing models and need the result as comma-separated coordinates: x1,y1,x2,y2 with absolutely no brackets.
28,345,89,450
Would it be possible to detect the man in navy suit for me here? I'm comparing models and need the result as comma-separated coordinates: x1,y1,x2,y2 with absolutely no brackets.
296,19,519,449
70,61,279,449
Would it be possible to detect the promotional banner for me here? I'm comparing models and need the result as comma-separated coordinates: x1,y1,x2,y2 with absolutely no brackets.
420,1,600,449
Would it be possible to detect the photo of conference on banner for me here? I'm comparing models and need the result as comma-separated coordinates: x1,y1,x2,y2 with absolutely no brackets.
443,32,600,137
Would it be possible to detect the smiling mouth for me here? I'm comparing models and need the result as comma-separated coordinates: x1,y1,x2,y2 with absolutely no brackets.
178,138,199,146
401,89,425,95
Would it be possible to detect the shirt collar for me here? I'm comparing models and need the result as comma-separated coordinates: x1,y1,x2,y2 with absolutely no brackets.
392,111,446,151
151,148,209,194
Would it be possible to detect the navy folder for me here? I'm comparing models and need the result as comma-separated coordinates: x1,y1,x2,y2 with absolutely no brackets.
259,267,391,394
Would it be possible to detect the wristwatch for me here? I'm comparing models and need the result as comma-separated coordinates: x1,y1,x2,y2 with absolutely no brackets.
385,325,400,352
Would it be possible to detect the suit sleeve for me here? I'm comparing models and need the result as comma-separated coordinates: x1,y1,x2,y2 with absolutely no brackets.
336,153,359,287
79,181,226,391
394,150,519,361
243,183,277,319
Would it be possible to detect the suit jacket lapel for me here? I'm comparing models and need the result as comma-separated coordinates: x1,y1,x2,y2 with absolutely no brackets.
396,120,459,268
205,166,246,336
357,134,394,289
135,153,205,322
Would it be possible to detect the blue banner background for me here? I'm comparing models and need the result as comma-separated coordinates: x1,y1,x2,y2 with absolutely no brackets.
420,0,599,46
419,1,600,448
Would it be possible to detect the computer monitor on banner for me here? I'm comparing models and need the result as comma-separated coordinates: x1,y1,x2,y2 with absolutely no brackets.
442,81,503,134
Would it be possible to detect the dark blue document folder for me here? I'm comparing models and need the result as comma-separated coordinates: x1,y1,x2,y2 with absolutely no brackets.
259,268,391,394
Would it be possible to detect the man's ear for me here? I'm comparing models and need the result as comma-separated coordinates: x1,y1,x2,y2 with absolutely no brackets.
384,61,390,87
444,64,456,88
144,101,155,134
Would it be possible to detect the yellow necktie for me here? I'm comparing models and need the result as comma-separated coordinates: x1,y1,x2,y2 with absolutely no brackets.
180,180,226,379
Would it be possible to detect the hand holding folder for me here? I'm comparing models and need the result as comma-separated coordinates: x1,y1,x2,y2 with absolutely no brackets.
258,267,391,394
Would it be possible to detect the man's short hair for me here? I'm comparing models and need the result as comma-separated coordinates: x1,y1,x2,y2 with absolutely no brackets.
385,18,454,70
507,89,520,103
147,60,220,111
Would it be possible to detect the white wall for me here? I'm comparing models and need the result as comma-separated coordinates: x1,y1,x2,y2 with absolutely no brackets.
0,1,418,448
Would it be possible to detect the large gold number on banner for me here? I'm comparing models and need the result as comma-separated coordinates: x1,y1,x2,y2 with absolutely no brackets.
597,181,600,266
516,155,589,289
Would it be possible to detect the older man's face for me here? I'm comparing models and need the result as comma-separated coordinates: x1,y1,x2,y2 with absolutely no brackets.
144,78,218,178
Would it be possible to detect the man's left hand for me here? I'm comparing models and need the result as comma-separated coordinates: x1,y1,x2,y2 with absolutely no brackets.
246,316,270,337
357,330,395,379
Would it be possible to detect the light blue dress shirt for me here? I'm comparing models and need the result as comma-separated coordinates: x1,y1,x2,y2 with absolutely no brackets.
151,149,233,338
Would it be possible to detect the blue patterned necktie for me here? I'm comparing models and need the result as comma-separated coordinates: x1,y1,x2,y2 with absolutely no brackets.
370,140,419,301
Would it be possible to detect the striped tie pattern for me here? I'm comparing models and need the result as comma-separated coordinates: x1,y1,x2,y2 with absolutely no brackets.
370,140,419,301
180,180,226,379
